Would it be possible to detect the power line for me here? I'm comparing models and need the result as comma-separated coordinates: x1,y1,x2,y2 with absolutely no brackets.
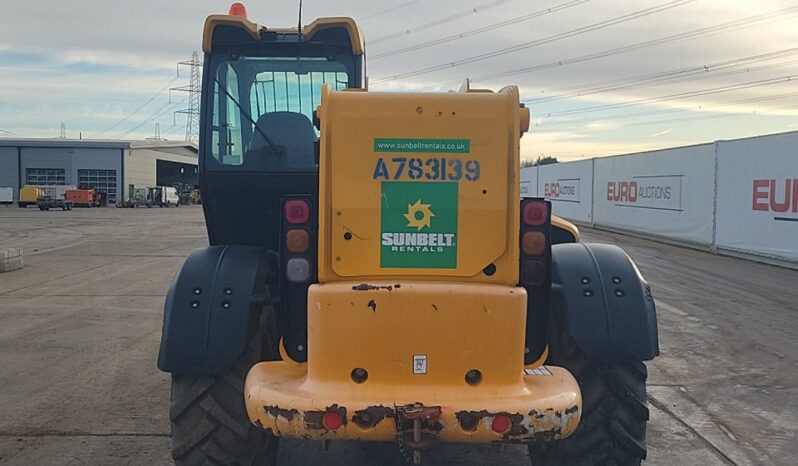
113,98,185,140
535,91,798,129
359,1,424,22
469,5,798,83
534,74,797,118
369,0,515,45
528,48,798,103
371,0,593,60
617,105,797,128
372,0,697,82
89,75,179,138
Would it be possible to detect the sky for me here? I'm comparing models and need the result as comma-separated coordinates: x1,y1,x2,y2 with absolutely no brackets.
0,0,796,161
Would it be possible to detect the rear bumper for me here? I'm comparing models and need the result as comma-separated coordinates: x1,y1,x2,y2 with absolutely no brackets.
245,362,581,443
244,281,581,443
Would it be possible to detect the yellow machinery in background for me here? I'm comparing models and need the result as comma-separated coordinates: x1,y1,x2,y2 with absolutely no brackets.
18,185,43,208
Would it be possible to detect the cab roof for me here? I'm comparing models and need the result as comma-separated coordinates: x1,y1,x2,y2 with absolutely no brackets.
202,14,364,56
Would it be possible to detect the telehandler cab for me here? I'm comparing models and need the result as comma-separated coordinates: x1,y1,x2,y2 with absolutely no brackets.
158,4,659,465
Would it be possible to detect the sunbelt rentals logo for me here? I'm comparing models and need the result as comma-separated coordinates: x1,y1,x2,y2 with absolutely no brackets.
380,181,458,268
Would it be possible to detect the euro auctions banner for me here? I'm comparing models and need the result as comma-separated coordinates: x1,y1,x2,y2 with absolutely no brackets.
715,132,798,261
537,160,594,223
520,166,538,198
592,144,716,245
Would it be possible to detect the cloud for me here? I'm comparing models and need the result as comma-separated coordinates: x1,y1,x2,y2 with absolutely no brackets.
583,121,619,131
1,0,797,145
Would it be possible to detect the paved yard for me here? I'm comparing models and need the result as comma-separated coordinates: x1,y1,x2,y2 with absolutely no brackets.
0,206,795,465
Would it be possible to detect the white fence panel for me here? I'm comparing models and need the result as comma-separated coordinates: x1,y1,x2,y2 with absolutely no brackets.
537,160,593,223
592,144,716,245
715,132,798,261
520,166,538,198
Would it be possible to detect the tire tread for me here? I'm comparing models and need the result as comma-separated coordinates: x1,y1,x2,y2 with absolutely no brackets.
529,313,649,466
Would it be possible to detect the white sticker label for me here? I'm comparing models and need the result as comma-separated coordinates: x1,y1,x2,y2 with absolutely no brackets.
413,354,427,375
524,366,552,376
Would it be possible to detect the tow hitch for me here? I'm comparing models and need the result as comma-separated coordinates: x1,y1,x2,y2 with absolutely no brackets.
396,403,442,464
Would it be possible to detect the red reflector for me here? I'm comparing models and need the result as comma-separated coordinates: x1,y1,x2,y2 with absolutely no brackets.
523,201,548,226
521,260,545,286
228,2,248,17
285,200,309,224
491,414,511,434
322,412,343,430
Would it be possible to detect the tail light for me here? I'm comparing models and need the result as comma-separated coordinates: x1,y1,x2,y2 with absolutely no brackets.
282,198,313,283
286,258,311,283
521,259,545,285
286,229,309,253
523,201,548,226
281,196,316,363
520,198,552,365
520,199,551,286
522,231,546,256
285,199,310,224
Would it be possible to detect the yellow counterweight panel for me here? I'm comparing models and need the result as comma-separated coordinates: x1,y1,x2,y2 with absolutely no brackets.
316,85,525,285
306,282,526,386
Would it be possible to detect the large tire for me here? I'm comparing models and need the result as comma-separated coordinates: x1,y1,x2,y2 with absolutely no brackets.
169,309,280,465
529,312,649,466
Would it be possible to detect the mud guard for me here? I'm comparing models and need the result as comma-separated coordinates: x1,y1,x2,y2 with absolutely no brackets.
550,243,659,362
157,245,271,375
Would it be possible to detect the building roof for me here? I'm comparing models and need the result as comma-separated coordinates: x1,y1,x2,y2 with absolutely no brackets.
0,138,197,153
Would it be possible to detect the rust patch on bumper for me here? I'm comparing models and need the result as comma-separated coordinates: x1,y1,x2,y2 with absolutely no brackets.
265,405,299,422
353,405,395,428
352,283,398,291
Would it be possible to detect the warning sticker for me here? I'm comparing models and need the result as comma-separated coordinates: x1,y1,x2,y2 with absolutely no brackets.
413,354,428,375
524,366,553,376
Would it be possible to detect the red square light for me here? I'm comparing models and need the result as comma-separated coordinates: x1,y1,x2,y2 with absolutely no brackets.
285,200,309,224
523,201,548,226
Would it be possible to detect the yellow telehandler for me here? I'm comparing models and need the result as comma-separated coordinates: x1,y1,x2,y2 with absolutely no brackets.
158,4,659,464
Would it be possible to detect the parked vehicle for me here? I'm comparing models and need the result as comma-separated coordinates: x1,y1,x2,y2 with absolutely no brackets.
18,186,44,208
146,186,180,207
37,196,73,211
0,187,12,205
65,188,100,207
117,188,148,208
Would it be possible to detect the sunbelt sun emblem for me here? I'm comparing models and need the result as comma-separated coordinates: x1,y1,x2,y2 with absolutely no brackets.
404,199,435,230
380,181,458,269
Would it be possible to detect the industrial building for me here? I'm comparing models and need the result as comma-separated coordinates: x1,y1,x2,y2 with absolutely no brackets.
0,139,197,204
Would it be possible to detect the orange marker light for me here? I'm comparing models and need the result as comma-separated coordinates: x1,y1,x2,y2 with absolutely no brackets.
522,231,546,256
229,2,248,18
286,229,309,253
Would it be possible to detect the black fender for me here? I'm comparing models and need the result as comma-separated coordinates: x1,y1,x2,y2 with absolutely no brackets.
157,245,271,375
550,243,659,362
